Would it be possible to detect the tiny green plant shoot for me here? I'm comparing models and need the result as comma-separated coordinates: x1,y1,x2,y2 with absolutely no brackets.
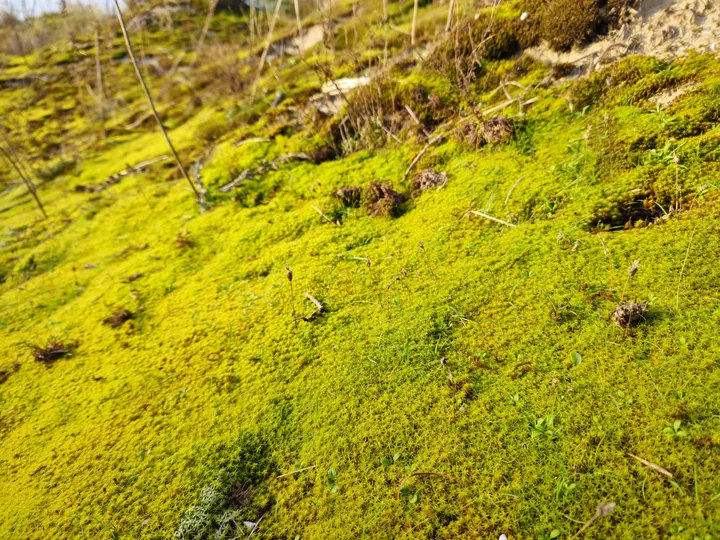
531,415,560,439
664,420,688,441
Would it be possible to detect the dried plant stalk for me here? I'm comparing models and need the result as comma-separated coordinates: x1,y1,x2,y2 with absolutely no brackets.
251,0,284,100
411,0,419,45
0,135,46,218
111,0,199,200
294,0,303,56
445,0,455,31
94,27,106,139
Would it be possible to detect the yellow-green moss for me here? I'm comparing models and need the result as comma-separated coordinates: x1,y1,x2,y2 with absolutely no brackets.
1,7,720,540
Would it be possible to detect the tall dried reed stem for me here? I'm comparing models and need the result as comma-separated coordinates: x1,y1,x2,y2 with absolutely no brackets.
112,0,199,200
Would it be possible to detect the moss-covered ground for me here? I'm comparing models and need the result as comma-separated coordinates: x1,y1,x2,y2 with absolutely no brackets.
1,1,720,538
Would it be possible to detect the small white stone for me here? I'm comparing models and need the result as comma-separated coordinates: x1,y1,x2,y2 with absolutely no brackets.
499,535,508,540
520,12,528,21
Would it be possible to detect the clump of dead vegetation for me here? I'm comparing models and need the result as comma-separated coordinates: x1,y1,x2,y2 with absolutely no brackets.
333,185,362,208
103,309,134,328
176,229,192,249
309,144,337,164
0,363,19,383
411,170,447,196
324,76,456,154
455,116,514,148
364,182,405,218
328,168,447,220
29,340,78,364
301,292,326,323
612,300,648,328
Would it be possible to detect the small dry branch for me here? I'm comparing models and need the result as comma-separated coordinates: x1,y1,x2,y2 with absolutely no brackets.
402,133,444,182
627,453,673,478
302,292,325,322
219,153,312,193
277,465,318,479
470,210,516,228
112,0,199,201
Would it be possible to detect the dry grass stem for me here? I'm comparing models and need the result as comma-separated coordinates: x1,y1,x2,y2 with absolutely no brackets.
94,27,106,139
676,224,698,308
251,0,284,100
403,133,444,182
570,502,616,539
293,0,303,56
112,0,199,200
277,465,318,479
627,453,673,478
470,211,516,228
445,0,456,32
411,0,418,46
0,136,46,218
504,175,525,205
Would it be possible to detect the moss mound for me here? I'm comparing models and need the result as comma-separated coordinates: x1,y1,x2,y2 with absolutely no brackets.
1,4,720,540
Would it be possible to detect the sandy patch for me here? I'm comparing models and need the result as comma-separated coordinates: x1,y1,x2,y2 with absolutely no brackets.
526,0,720,72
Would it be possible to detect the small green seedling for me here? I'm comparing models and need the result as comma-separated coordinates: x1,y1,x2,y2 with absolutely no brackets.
554,477,576,502
399,486,422,504
531,415,560,439
664,420,688,440
538,530,561,540
327,469,338,493
510,394,521,405
571,351,582,366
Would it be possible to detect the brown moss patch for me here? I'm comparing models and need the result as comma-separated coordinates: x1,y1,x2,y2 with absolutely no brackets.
364,182,404,218
411,170,448,196
103,309,134,329
334,186,363,208
31,340,78,364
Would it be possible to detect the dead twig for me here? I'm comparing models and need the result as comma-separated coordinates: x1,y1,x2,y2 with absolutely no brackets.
627,453,673,479
234,137,271,148
402,133,444,182
470,210,516,228
676,223,699,308
504,175,525,205
570,502,617,540
112,0,199,201
302,292,326,322
277,465,318,479
219,153,312,193
251,0,284,100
